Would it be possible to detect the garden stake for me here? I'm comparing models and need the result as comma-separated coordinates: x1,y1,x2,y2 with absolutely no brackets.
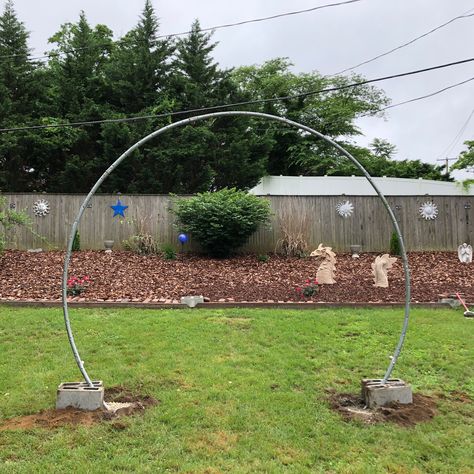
455,292,474,317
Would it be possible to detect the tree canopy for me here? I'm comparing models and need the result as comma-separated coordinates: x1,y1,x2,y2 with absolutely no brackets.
0,1,453,194
452,140,474,173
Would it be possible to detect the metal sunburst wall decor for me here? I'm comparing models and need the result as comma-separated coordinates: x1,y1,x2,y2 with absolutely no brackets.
33,199,50,217
419,201,438,220
336,200,354,218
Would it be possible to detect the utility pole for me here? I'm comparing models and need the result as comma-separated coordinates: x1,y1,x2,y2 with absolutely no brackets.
436,157,457,174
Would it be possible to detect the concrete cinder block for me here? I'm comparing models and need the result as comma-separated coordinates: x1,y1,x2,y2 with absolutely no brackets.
362,378,413,408
180,295,204,308
56,381,104,411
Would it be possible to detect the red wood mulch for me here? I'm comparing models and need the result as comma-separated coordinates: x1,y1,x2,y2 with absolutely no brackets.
0,250,472,304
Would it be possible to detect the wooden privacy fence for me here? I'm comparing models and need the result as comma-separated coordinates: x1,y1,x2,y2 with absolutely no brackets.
2,193,473,252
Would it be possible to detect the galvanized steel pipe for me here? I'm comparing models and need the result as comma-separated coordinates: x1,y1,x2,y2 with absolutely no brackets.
62,110,410,386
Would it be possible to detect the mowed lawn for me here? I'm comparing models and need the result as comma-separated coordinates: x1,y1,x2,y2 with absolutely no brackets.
0,306,472,473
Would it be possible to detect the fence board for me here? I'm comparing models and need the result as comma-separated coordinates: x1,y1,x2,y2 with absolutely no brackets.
2,193,472,252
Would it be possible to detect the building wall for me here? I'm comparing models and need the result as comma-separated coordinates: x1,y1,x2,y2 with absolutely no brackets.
3,193,472,252
250,175,474,196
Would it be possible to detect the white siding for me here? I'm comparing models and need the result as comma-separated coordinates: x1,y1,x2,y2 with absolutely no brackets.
250,176,474,196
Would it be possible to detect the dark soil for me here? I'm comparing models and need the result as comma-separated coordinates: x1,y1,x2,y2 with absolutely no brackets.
328,391,437,427
0,250,472,303
0,386,159,431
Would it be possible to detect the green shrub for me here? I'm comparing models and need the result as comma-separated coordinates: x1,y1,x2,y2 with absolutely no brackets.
72,231,81,251
173,188,271,258
390,231,401,256
161,243,177,260
257,254,270,263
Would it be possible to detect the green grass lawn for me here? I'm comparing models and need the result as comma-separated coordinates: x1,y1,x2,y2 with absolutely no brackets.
0,306,472,473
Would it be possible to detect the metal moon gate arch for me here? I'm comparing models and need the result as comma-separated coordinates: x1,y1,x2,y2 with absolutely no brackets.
62,111,411,387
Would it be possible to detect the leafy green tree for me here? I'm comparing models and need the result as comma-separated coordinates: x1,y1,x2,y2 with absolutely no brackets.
232,58,389,176
370,138,397,160
324,141,450,180
452,140,474,173
365,140,449,180
0,2,454,193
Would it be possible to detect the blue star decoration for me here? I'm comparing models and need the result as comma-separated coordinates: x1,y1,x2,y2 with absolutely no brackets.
111,199,128,218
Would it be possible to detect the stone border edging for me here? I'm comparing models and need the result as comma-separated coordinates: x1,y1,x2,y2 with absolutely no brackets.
0,299,451,310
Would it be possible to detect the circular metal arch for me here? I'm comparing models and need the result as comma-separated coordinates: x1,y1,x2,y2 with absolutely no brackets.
62,111,411,387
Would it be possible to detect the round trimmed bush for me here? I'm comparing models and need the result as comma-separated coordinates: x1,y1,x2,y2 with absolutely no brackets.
174,188,271,258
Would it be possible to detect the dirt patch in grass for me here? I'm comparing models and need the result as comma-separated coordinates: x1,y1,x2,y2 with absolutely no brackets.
328,391,437,427
0,386,159,431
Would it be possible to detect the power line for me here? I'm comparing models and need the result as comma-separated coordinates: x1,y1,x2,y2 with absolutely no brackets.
332,8,474,75
379,75,474,112
437,105,474,159
1,56,474,133
165,0,363,37
0,0,363,62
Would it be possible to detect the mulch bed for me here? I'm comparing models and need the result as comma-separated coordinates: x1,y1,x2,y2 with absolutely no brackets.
0,250,472,304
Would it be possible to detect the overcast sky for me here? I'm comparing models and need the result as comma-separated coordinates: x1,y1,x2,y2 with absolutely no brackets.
7,0,474,180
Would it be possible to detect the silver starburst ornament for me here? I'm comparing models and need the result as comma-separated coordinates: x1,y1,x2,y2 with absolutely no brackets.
336,200,354,218
33,199,50,217
419,201,438,220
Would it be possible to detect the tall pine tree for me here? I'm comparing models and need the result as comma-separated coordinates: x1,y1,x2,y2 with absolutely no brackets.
0,0,47,190
0,0,32,117
146,20,272,193
105,0,174,113
45,12,114,191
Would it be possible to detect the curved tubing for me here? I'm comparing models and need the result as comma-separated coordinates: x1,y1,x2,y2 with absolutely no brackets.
62,111,410,386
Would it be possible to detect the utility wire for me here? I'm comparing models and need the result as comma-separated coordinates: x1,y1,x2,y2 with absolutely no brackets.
165,0,362,37
1,56,474,133
368,76,474,116
332,8,474,75
379,76,474,112
437,105,474,159
0,0,363,62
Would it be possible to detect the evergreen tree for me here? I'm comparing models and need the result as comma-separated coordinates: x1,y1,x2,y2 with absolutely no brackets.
48,11,113,116
105,0,174,113
0,3,453,193
173,19,221,109
45,12,114,191
0,0,47,191
0,0,32,117
152,20,271,193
